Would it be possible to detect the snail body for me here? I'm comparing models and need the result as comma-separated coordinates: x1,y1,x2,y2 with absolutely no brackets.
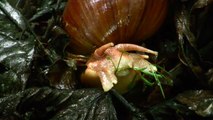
81,42,158,93
63,0,168,93
63,0,168,55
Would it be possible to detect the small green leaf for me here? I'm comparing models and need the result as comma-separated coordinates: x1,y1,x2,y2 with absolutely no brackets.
134,66,172,98
140,75,154,86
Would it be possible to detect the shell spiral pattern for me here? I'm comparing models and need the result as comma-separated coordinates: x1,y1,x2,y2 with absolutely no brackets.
63,0,168,55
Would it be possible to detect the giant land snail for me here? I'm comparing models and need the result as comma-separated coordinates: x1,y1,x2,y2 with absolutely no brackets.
62,0,168,93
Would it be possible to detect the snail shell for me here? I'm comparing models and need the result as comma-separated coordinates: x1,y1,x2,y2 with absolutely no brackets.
63,0,168,55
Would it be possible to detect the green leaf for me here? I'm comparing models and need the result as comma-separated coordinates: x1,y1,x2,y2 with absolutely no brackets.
140,75,154,86
134,67,172,98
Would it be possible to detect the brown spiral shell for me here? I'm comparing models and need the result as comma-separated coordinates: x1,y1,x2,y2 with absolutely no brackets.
63,0,168,55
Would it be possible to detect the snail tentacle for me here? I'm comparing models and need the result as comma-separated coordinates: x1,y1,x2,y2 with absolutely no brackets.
115,43,158,56
94,42,114,58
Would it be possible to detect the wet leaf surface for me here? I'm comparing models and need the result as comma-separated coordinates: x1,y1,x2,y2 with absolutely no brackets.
192,0,213,9
0,0,27,30
145,98,212,120
175,6,205,81
0,0,35,96
176,90,213,117
0,87,117,120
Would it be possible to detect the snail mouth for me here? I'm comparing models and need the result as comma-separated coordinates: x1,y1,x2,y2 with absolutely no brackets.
116,69,132,77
